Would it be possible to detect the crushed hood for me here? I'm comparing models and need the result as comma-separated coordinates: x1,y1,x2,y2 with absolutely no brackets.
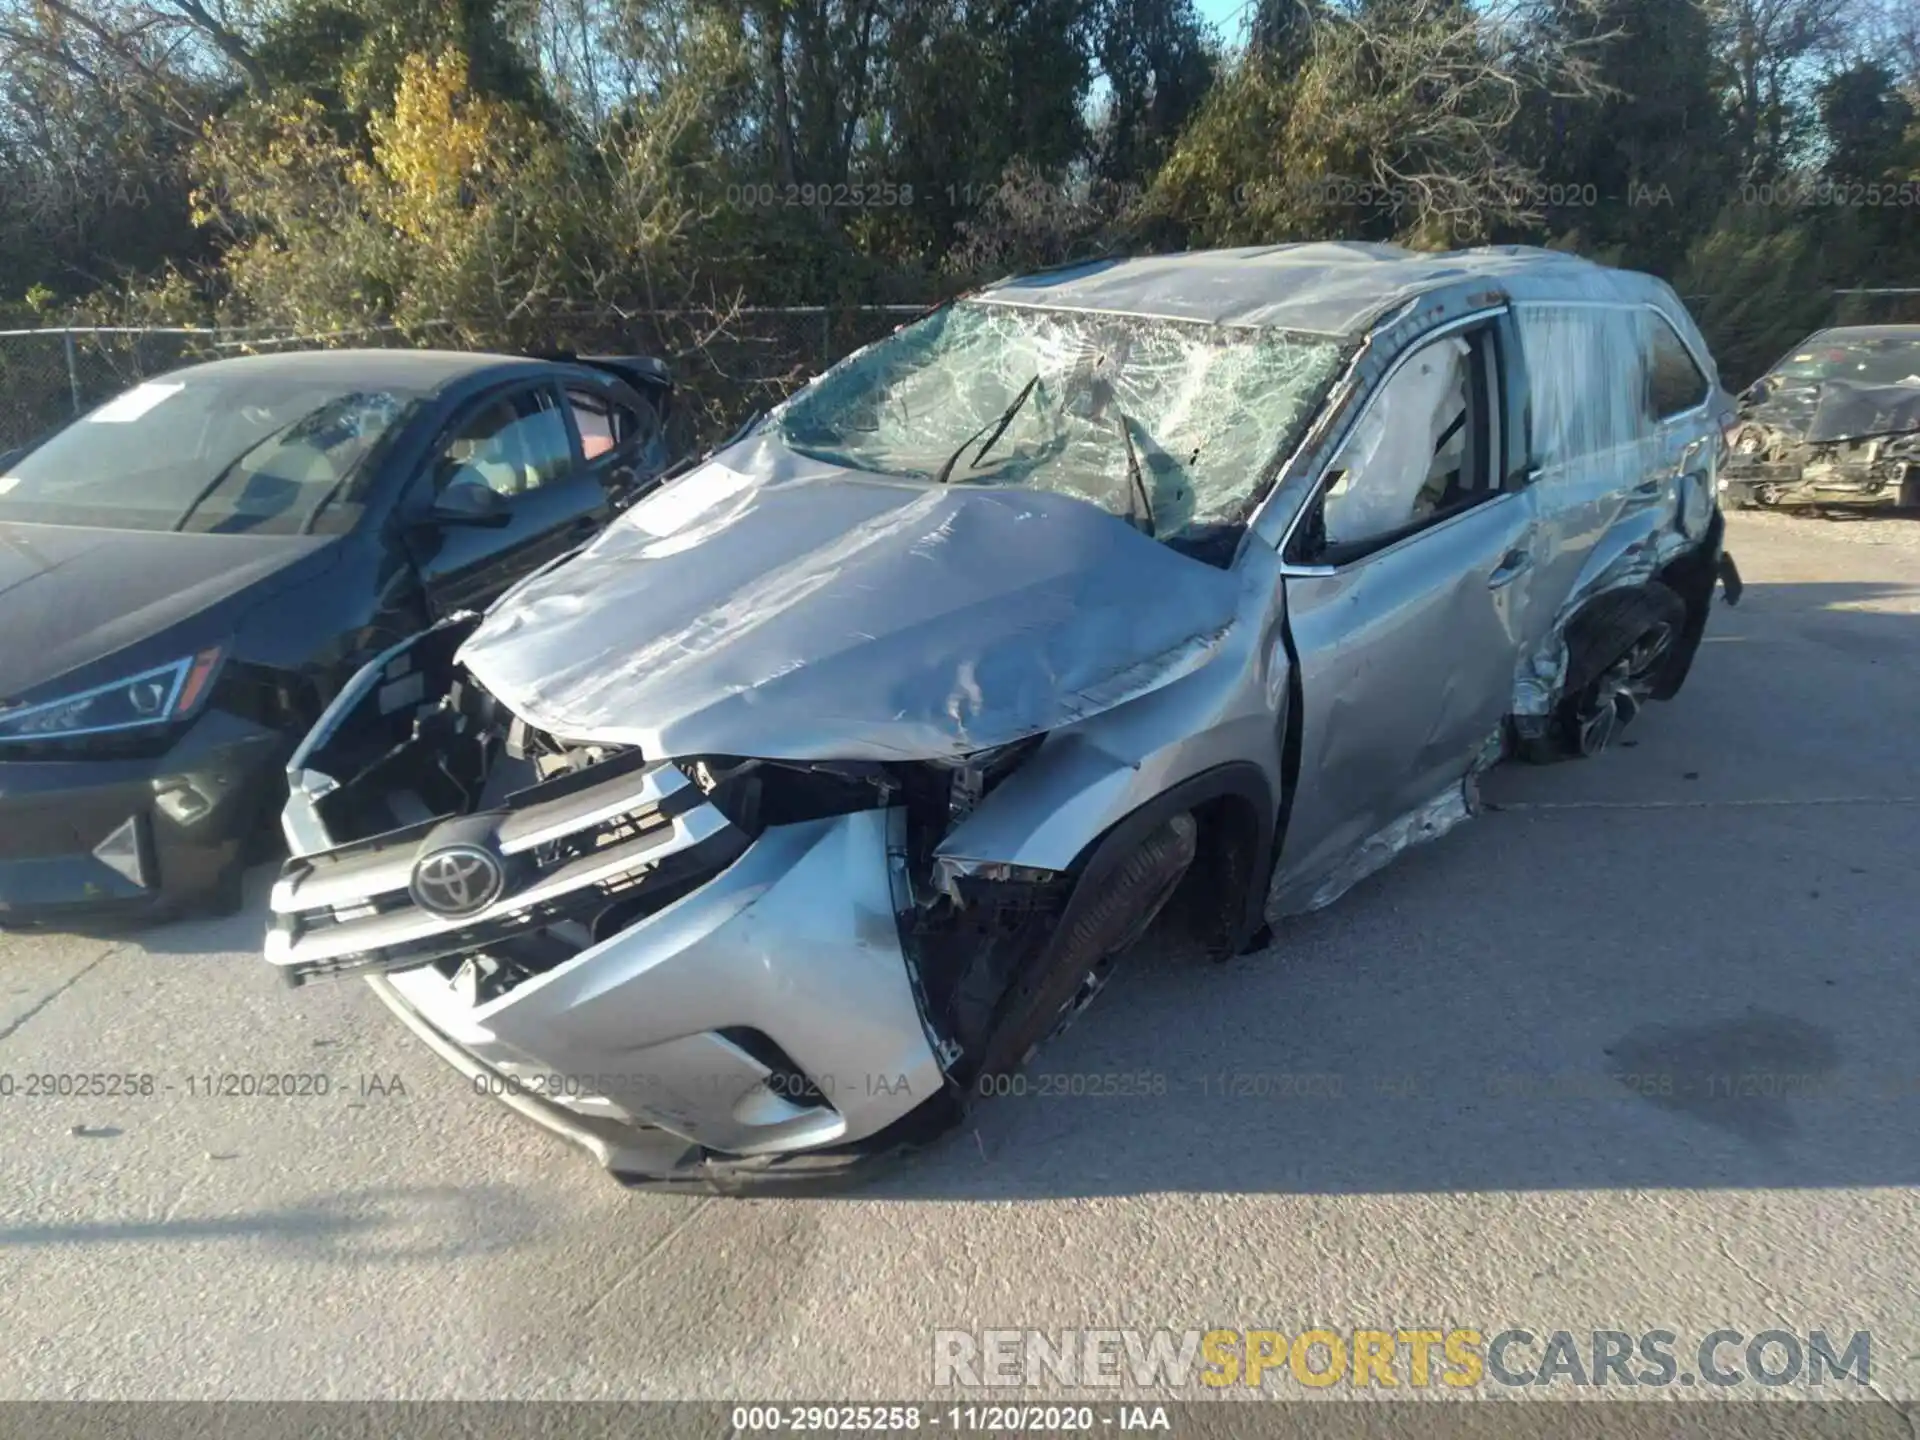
1740,381,1820,441
1804,378,1920,445
455,444,1240,761
1743,376,1920,446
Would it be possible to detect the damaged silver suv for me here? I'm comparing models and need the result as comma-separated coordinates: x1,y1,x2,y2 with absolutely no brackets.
263,243,1743,1189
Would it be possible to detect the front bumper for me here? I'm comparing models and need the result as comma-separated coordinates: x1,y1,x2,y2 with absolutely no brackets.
1720,458,1915,507
0,708,284,924
268,754,949,1179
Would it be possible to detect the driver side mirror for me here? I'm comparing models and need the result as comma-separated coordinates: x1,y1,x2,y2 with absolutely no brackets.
429,478,512,528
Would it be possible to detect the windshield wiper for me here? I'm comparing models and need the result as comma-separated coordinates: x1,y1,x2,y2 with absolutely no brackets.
169,449,253,533
933,373,1041,486
300,468,355,535
1114,411,1155,537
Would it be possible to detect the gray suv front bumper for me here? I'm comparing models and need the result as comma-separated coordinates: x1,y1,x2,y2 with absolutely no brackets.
267,657,948,1177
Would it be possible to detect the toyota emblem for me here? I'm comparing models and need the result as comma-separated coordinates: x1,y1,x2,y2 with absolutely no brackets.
409,843,507,918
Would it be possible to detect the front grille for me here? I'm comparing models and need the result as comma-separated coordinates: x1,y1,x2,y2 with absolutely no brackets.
267,757,748,986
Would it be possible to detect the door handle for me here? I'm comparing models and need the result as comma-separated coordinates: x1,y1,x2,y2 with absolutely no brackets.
1632,477,1663,497
1488,548,1533,588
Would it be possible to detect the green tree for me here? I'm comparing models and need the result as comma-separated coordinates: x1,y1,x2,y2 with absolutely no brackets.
1147,0,1614,249
1093,0,1216,186
1515,0,1729,275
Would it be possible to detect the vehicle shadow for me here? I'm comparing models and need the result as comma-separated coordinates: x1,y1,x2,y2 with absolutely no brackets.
15,578,1920,1201
866,578,1920,1199
16,859,282,957
129,862,281,957
0,1184,543,1258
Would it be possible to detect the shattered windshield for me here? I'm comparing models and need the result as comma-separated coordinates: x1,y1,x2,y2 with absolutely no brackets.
775,301,1344,551
1767,332,1920,388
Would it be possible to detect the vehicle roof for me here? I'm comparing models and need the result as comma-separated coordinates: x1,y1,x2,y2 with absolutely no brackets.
158,347,547,393
971,242,1672,338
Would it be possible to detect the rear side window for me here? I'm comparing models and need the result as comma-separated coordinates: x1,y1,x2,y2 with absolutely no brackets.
1647,316,1710,419
1514,304,1651,471
566,386,653,462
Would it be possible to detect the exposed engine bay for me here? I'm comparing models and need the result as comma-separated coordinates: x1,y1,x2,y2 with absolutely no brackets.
1724,421,1920,508
274,612,1078,1088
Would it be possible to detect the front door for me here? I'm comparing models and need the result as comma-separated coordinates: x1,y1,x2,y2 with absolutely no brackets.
408,381,612,616
1272,317,1534,905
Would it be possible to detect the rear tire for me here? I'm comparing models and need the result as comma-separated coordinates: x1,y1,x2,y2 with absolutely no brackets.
1519,583,1687,763
975,813,1197,1082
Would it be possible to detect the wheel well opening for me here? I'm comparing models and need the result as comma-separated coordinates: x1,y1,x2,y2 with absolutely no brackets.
1164,791,1260,960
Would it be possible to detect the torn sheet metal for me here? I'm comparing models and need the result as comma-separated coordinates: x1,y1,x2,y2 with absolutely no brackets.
1804,379,1920,445
1271,723,1503,920
1725,329,1920,500
1278,773,1480,919
455,439,1240,762
260,241,1745,1192
1504,300,1696,719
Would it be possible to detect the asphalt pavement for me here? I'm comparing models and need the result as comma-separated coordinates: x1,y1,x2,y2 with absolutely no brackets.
1,509,1917,1406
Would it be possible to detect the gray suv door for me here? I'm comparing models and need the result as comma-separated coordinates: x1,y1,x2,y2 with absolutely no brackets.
1272,315,1531,908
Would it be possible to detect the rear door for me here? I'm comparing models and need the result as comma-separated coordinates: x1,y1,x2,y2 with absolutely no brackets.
403,379,613,616
1502,302,1683,664
1272,314,1534,902
1645,309,1719,527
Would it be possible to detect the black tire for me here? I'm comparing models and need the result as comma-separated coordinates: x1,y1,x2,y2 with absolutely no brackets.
1518,582,1687,763
201,855,249,919
975,813,1197,1082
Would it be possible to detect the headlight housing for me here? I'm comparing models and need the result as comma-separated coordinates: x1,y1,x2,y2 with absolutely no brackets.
0,648,224,745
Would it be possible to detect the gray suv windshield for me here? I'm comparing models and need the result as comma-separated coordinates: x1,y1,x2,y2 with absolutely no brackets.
776,301,1344,549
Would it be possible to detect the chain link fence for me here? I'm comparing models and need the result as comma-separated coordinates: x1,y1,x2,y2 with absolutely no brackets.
0,305,928,454
6,289,1914,456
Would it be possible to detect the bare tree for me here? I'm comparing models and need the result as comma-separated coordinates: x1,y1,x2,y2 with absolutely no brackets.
0,0,263,147
1291,0,1622,243
1852,0,1920,99
1706,0,1858,178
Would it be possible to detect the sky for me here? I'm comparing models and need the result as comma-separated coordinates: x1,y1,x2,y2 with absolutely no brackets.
1196,0,1254,48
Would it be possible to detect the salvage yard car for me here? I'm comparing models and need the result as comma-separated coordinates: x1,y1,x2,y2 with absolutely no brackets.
1721,324,1920,510
0,348,676,923
262,242,1743,1190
